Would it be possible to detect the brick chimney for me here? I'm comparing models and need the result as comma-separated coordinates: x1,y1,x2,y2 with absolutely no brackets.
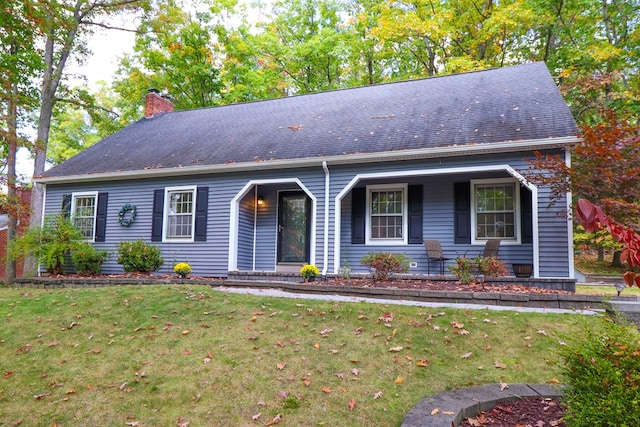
145,89,174,118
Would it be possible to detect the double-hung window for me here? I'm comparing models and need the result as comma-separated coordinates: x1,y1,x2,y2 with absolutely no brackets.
471,179,519,243
366,184,407,245
71,192,98,241
164,186,196,241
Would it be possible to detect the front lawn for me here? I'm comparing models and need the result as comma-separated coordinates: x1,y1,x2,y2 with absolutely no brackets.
0,285,591,426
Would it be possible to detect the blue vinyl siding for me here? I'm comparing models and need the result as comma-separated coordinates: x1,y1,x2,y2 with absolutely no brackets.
43,148,571,279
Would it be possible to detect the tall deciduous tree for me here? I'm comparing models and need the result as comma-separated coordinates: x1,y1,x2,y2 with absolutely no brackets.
29,0,145,271
527,110,640,233
1,1,43,282
114,0,223,120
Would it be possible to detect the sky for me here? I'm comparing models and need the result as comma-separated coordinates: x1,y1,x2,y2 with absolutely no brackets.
16,26,136,182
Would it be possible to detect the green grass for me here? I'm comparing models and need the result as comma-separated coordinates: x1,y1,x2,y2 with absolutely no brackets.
575,251,626,276
0,285,594,426
576,284,640,296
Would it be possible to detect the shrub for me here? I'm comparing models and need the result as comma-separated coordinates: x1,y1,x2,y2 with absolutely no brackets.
72,243,109,275
475,256,508,278
173,262,192,277
116,240,164,273
448,257,476,283
560,317,640,426
360,252,409,282
449,256,508,283
10,214,83,275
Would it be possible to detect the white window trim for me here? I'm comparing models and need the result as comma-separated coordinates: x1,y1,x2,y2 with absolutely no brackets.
365,183,408,245
470,178,520,245
163,186,197,242
71,191,98,242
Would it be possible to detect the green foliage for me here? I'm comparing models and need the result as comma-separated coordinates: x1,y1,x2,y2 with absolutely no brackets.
560,317,640,426
71,243,109,275
448,257,476,283
449,256,508,284
10,214,83,275
360,251,409,281
116,240,164,273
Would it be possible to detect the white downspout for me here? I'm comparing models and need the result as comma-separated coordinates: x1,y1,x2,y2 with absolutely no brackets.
253,186,258,271
322,161,330,276
565,147,575,279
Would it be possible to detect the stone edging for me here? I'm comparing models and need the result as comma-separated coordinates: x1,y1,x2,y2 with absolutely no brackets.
401,383,563,427
12,277,636,311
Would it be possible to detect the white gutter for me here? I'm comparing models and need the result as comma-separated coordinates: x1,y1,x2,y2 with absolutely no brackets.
321,161,330,276
34,137,581,184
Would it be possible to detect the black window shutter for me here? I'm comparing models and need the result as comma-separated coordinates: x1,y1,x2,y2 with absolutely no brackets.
521,186,533,243
151,189,164,242
454,182,471,244
94,192,108,242
194,186,209,242
407,184,423,244
62,194,72,217
351,187,366,244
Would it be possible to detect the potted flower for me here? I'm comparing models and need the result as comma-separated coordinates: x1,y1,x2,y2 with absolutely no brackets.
300,264,319,282
174,262,192,279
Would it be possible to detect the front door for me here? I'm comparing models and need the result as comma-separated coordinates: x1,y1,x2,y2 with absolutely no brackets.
277,191,310,264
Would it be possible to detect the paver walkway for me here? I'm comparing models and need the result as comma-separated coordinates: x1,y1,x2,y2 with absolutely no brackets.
213,285,600,315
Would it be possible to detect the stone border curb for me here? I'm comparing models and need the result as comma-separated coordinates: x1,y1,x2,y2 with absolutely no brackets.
12,277,637,311
401,383,563,427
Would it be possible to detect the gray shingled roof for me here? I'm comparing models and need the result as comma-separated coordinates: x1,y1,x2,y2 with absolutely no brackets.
41,62,577,179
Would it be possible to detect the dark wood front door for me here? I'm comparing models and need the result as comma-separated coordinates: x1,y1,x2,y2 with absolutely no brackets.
277,191,310,264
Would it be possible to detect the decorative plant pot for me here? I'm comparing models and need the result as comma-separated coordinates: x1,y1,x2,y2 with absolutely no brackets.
512,263,533,278
307,276,316,282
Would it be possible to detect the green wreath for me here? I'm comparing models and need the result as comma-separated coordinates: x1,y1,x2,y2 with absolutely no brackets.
118,203,137,227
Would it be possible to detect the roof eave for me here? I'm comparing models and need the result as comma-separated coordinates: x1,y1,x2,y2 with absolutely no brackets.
33,136,580,184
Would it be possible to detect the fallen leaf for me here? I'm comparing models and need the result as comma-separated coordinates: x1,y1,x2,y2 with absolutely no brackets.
373,391,383,399
33,392,51,400
416,359,429,367
537,329,547,336
314,343,321,349
455,329,470,335
394,376,405,384
349,398,356,411
4,371,14,379
351,368,359,376
548,377,560,384
442,411,455,415
389,346,403,352
182,330,190,335
430,408,440,415
500,382,509,390
265,414,281,426
276,363,286,370
378,312,394,322
461,352,473,359
494,361,507,369
320,328,333,336
335,373,345,379
451,321,464,329
252,413,262,420
322,386,333,393
203,357,211,364
278,390,287,398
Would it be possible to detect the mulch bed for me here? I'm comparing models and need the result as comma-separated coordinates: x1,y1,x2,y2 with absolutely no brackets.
459,396,566,427
53,274,573,295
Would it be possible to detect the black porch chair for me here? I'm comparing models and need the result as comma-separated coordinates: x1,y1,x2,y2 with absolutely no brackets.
482,239,501,258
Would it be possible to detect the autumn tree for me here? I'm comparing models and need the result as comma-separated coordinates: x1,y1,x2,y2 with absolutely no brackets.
0,1,44,282
28,0,146,266
113,0,223,120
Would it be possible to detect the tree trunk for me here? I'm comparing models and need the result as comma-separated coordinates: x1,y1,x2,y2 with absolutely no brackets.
597,245,605,262
5,65,18,283
612,250,624,268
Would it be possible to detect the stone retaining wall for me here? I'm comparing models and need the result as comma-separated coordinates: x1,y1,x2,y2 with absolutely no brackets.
11,277,633,311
